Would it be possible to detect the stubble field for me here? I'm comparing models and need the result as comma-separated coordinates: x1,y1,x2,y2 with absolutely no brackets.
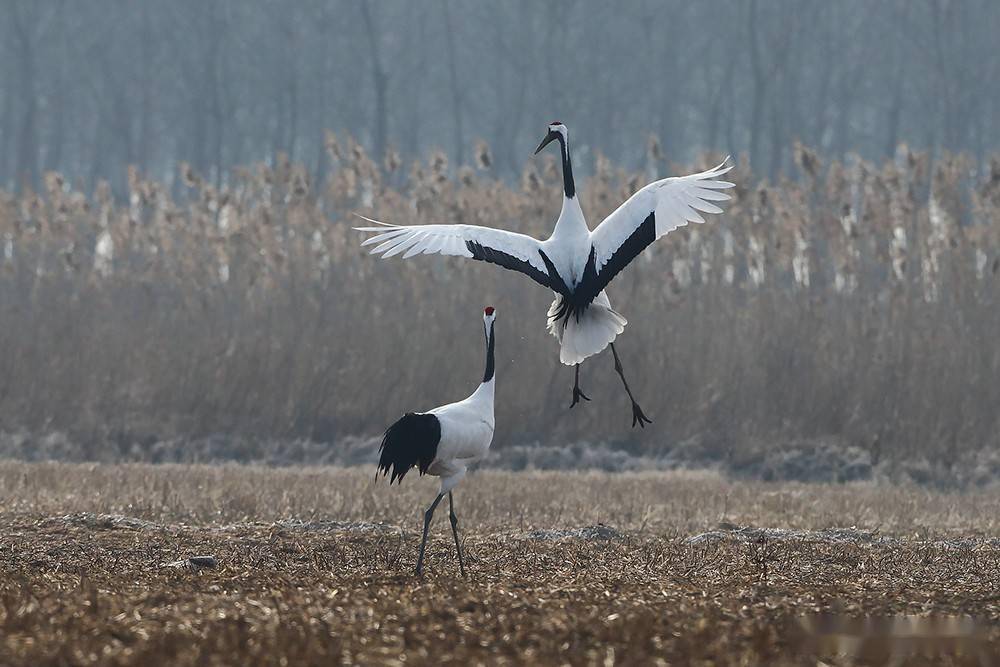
1,462,999,665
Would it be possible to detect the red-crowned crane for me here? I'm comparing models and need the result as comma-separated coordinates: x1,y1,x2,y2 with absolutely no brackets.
376,307,497,576
357,123,733,428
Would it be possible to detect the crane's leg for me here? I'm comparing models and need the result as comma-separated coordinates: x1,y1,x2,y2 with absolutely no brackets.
569,363,591,408
610,343,652,428
448,491,466,577
415,492,444,576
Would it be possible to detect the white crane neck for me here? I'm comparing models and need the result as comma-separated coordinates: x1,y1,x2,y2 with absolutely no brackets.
550,133,588,239
471,322,496,405
552,195,589,240
469,377,495,404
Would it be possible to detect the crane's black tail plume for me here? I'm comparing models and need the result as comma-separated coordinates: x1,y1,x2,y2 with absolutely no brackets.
377,413,441,484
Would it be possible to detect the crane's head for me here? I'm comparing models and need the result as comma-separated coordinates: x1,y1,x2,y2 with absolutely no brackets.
534,122,568,154
483,306,497,340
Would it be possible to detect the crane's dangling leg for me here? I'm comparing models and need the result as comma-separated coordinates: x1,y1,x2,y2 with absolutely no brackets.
610,343,652,428
448,491,466,577
569,363,590,408
415,492,445,576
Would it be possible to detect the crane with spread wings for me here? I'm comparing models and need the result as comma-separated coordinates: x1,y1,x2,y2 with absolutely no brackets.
357,122,734,428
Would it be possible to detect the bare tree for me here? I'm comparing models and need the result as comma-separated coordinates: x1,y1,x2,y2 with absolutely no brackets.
360,1,388,164
0,0,997,188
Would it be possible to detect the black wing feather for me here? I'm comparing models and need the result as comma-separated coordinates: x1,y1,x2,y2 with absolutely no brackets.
578,212,656,305
466,240,554,290
377,413,441,484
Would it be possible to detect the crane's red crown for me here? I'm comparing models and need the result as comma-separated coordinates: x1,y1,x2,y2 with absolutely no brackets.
484,306,495,316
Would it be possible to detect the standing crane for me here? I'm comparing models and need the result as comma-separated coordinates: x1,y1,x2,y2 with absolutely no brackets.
377,307,497,576
357,122,733,427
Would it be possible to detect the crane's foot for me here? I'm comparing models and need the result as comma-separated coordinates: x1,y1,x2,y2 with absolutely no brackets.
570,386,590,409
569,363,590,409
630,401,653,428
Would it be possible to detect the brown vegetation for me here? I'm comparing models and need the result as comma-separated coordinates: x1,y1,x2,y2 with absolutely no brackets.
1,463,999,665
1,144,1000,463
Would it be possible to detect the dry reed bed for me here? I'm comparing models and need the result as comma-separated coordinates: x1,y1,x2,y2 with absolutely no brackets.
4,462,1000,535
2,464,1000,665
1,143,1000,462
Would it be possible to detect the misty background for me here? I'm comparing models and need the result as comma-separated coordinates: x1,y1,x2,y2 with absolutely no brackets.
2,0,999,192
1,0,1000,484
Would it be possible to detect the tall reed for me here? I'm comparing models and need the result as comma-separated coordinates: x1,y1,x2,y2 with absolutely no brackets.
1,141,998,462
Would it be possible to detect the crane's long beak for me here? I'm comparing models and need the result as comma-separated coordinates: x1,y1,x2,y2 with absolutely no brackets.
534,130,558,155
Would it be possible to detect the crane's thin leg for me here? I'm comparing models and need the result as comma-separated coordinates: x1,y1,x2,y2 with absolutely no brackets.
610,343,652,428
569,363,590,408
448,491,465,577
415,492,444,576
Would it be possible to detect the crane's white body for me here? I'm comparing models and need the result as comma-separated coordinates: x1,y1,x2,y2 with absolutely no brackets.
539,195,628,364
543,195,591,285
427,378,494,492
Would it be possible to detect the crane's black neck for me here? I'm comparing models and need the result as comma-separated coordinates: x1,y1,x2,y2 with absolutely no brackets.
483,321,495,383
557,135,576,199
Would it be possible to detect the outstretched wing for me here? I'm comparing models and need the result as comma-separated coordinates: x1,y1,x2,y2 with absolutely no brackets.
355,216,553,289
575,159,734,306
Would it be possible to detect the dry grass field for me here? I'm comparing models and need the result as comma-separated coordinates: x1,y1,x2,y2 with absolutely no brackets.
2,462,999,665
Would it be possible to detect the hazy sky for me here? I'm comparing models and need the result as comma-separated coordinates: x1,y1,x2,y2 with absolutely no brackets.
2,0,997,191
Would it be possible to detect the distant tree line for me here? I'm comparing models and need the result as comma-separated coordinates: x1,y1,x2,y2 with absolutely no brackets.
1,0,998,194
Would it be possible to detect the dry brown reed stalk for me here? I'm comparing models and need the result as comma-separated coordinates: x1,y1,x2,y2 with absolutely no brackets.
0,144,998,464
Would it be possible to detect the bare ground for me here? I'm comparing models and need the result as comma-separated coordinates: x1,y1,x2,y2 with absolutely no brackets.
1,463,999,665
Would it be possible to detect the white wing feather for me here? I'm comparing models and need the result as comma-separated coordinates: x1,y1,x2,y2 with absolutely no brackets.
589,159,735,271
355,215,548,276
